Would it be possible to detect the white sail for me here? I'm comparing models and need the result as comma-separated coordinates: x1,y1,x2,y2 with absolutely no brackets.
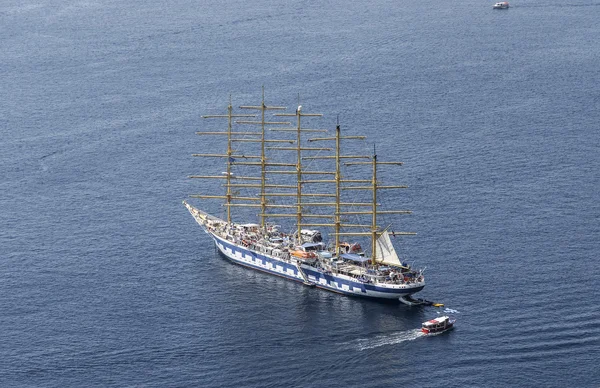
375,230,403,267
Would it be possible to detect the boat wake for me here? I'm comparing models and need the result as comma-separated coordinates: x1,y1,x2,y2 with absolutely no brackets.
345,329,425,351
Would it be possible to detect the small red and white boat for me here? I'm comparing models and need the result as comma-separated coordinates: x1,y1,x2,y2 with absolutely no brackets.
421,316,456,335
493,1,510,9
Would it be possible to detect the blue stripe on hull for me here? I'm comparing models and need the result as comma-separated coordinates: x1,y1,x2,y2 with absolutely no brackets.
211,234,424,299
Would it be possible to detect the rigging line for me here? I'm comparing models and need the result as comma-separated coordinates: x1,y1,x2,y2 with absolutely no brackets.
232,109,265,213
341,161,370,238
302,124,332,196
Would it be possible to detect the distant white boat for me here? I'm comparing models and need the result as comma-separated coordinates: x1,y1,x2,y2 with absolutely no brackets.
422,316,455,335
493,1,510,9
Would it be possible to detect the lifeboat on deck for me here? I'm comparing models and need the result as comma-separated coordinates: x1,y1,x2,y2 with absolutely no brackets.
291,248,317,261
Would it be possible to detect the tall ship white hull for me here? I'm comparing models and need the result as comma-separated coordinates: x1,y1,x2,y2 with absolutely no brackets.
215,235,425,299
186,91,428,302
185,202,425,300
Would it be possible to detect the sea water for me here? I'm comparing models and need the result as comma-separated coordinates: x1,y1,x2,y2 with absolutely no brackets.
1,0,599,386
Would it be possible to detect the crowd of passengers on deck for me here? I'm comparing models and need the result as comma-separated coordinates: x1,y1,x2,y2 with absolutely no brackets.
202,219,423,285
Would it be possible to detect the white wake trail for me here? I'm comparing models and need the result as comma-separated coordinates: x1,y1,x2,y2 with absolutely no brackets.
347,329,425,351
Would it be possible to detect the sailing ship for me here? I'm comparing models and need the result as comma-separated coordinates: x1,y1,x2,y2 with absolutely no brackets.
184,91,425,300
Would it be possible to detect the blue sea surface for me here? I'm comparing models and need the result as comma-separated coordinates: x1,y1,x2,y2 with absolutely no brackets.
1,0,599,386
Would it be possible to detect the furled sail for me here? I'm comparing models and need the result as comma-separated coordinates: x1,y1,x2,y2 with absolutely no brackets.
375,230,403,267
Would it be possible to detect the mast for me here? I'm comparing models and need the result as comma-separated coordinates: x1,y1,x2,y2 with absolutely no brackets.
272,103,324,244
237,87,288,229
335,123,341,253
344,152,413,265
371,147,378,264
295,106,304,243
307,123,366,254
191,96,257,223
